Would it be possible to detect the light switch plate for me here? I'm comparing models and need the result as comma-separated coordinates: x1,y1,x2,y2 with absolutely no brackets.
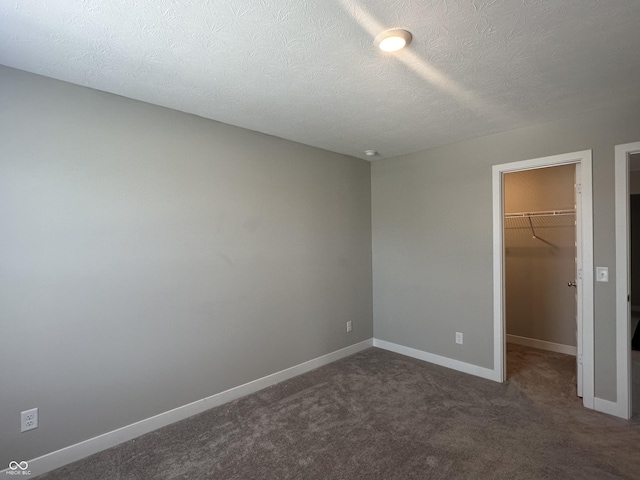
596,267,609,282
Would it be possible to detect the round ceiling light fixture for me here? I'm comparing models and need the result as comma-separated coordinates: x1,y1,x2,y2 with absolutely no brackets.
375,29,412,52
364,150,378,157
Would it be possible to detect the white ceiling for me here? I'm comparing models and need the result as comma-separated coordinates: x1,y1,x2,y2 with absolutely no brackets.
1,1,639,160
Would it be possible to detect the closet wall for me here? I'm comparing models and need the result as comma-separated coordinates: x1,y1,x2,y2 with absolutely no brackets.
504,164,577,349
629,155,640,317
628,156,640,195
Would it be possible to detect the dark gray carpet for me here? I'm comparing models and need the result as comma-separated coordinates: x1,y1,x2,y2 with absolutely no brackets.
38,345,640,479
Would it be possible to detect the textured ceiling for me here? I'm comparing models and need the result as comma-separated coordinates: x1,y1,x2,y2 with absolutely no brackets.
1,0,640,160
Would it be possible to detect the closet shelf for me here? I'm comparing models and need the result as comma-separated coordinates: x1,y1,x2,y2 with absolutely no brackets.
504,209,576,231
504,209,575,218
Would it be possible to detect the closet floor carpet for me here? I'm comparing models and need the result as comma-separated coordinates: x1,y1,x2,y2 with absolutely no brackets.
38,344,640,479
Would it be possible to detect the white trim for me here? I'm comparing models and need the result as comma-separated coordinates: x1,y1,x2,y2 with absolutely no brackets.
594,396,628,418
1,339,373,478
575,162,584,397
506,334,576,356
373,338,500,382
614,142,640,420
581,154,595,410
492,167,505,381
492,150,594,409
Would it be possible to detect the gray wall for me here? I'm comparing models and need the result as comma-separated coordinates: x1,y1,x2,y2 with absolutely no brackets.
372,100,640,400
0,66,373,466
504,165,577,347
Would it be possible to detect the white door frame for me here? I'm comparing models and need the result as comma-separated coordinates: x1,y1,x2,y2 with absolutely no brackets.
492,150,594,409
614,141,640,420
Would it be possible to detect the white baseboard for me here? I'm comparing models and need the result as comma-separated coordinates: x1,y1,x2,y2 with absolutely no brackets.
594,396,629,419
5,339,373,478
507,334,576,356
373,338,500,382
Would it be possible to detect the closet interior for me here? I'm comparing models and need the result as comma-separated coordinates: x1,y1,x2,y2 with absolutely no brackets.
504,164,578,391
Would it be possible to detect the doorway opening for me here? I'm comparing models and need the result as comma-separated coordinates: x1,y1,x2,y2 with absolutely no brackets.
492,150,594,409
614,142,640,420
503,164,580,393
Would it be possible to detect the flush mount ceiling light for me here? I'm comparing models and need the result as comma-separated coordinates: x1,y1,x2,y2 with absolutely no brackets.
364,150,378,157
375,29,412,52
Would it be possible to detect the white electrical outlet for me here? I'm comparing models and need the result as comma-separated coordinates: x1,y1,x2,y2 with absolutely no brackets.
21,408,38,432
455,332,463,345
346,321,352,333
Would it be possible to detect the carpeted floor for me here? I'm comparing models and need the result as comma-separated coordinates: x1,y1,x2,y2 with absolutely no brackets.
38,345,640,479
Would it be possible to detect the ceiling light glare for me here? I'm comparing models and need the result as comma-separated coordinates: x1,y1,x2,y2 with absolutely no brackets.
364,150,378,157
375,29,412,52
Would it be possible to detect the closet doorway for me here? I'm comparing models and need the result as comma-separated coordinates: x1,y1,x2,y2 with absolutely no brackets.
492,150,594,409
503,164,580,393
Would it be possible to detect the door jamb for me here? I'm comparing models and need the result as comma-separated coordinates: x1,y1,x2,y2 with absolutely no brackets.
492,150,594,409
614,142,640,420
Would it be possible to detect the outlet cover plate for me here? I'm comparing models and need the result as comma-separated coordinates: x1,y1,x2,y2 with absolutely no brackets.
21,408,38,432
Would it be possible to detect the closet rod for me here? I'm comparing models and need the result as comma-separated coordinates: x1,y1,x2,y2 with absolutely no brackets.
504,208,575,218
